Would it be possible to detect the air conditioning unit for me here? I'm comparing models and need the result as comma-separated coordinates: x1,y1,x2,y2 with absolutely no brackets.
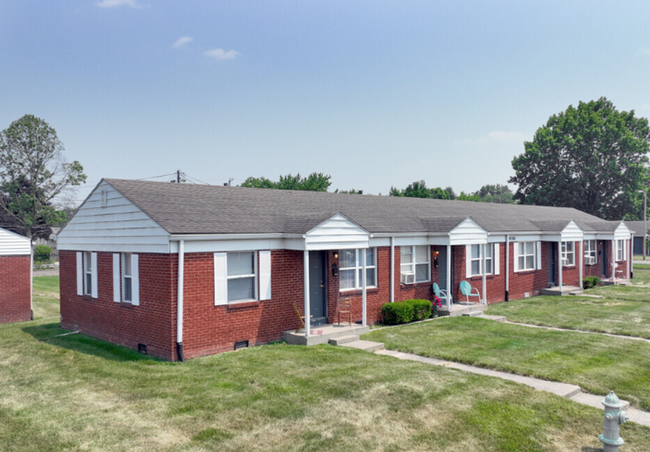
561,258,569,267
401,272,415,284
585,256,596,265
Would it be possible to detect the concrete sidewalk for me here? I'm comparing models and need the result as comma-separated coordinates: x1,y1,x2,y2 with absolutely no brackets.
374,348,650,427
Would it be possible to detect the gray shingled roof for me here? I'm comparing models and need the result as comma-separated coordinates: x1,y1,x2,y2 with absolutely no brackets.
104,178,618,236
624,221,647,237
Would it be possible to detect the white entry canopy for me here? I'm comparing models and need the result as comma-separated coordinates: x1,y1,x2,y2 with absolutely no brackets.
449,217,488,245
304,213,370,251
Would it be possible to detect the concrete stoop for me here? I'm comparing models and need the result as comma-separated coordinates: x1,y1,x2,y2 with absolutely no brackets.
283,324,370,346
540,286,583,296
336,339,385,352
438,303,488,317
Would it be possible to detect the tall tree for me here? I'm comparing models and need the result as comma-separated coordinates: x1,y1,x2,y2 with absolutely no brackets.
240,172,331,191
0,115,86,240
510,98,650,220
389,180,453,199
476,184,514,204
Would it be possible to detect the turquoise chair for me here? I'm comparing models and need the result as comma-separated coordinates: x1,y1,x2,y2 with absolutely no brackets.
459,280,481,303
432,282,452,309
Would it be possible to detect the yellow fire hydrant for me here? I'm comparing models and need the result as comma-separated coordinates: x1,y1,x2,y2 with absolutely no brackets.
599,391,629,452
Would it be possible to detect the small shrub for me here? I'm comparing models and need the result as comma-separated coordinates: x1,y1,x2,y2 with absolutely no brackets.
407,299,432,321
381,302,413,325
582,276,601,289
34,245,52,263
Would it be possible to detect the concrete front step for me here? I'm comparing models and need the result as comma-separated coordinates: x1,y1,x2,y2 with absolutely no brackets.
438,303,488,317
461,311,484,317
480,314,507,322
328,335,359,346
283,324,370,346
339,340,384,352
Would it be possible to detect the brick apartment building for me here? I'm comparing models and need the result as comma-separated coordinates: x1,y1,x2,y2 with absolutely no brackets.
0,227,32,324
56,179,634,361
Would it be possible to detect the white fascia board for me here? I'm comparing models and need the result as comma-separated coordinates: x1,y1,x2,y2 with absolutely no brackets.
595,233,615,240
170,233,286,241
488,234,506,243
582,233,598,240
508,234,543,242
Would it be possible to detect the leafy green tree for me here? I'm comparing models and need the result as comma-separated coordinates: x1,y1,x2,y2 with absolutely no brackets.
240,172,331,192
510,98,650,220
476,184,514,204
389,180,453,199
0,115,86,240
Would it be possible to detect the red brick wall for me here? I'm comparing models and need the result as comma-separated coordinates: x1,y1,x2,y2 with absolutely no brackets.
0,255,31,324
180,250,306,359
59,250,177,360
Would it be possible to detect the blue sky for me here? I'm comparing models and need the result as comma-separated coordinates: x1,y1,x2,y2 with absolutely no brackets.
1,0,650,204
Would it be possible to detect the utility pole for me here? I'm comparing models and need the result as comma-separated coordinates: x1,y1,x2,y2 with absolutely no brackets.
639,189,647,260
177,170,181,184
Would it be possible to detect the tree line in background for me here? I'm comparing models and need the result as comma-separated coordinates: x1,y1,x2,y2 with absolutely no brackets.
2,97,648,243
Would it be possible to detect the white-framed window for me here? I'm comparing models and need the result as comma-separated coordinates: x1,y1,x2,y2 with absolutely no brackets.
517,242,536,271
561,241,575,266
468,245,494,276
112,253,139,305
227,252,257,302
340,248,376,291
122,253,133,302
214,251,272,305
617,240,626,261
84,251,93,296
584,240,597,264
77,251,98,298
400,245,430,284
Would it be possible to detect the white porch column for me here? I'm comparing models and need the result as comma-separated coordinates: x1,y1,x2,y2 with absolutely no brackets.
446,244,452,307
579,240,583,287
177,240,185,345
612,239,616,281
481,243,487,304
390,237,395,302
505,237,510,300
362,248,367,326
558,242,563,288
625,240,634,281
303,250,310,337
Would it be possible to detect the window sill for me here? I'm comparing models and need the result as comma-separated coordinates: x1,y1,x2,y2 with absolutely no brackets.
226,301,260,311
514,269,537,274
468,274,496,280
339,288,379,296
399,281,431,289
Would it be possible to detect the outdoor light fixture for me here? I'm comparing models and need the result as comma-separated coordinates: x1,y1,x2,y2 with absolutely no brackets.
433,250,440,268
332,263,339,276
333,251,339,259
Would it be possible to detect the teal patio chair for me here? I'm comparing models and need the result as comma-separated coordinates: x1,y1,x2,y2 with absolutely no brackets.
459,280,481,303
432,282,452,309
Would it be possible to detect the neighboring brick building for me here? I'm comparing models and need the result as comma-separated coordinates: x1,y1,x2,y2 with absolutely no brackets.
57,179,634,361
0,227,32,324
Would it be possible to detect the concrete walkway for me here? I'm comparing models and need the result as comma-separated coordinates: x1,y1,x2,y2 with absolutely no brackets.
502,320,650,345
374,348,650,427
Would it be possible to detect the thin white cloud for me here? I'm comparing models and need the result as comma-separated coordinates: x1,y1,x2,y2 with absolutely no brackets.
640,48,650,55
204,48,240,60
172,37,193,49
454,131,527,146
97,0,142,8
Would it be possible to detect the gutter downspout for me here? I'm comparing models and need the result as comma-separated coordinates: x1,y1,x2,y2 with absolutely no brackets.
390,237,395,302
628,236,632,280
579,240,583,288
362,249,367,326
505,237,510,302
447,244,452,308
176,240,185,362
558,242,563,289
30,247,34,320
481,243,487,305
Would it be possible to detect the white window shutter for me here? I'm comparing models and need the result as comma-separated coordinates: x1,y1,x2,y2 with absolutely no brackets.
494,243,500,275
465,245,472,277
513,243,519,273
76,252,83,296
131,254,140,306
113,254,121,302
91,252,98,299
214,252,228,305
259,251,271,301
536,242,542,270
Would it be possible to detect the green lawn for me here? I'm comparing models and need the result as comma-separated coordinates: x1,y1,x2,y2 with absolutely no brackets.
32,275,60,319
633,264,650,285
486,286,650,339
2,277,647,451
363,317,650,411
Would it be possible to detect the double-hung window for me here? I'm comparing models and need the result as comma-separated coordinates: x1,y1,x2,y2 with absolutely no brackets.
77,251,98,298
517,242,536,271
227,252,256,302
214,251,272,305
112,253,139,305
617,240,626,261
84,251,93,296
468,244,493,276
340,248,376,290
584,240,597,264
400,245,430,284
561,241,575,266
